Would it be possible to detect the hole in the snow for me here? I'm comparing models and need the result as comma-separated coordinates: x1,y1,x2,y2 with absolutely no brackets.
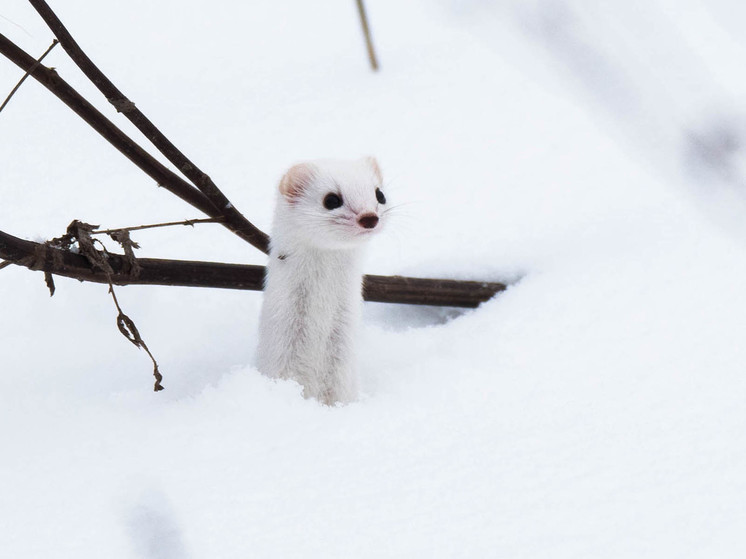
363,302,470,331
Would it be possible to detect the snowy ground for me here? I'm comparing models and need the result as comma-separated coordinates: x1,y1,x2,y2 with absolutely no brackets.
2,0,746,556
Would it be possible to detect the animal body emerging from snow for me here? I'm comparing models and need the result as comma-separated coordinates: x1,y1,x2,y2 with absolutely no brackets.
257,158,388,405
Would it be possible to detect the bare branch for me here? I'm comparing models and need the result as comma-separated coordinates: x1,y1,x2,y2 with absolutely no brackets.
0,38,58,113
0,33,269,251
362,274,505,308
0,32,219,217
355,0,379,71
28,0,270,253
0,228,506,307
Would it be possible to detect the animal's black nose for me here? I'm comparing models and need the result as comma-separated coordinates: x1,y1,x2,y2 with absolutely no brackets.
358,214,379,229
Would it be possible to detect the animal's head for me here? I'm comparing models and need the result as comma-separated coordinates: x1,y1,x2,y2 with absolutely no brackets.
276,157,388,250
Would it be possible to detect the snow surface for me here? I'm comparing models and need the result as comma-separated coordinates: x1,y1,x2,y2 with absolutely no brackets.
2,0,746,556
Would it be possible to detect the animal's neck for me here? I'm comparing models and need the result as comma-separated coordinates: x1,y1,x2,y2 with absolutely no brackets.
272,244,362,291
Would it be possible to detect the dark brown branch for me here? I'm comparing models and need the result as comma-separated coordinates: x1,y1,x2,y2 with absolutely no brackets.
29,0,270,253
0,229,506,308
0,38,57,113
362,274,504,308
355,0,379,71
0,32,219,218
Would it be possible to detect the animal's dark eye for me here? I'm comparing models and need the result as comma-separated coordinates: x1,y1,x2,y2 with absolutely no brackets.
323,193,343,210
375,188,386,205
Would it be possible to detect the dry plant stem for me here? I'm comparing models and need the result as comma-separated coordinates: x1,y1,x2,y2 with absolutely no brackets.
0,33,266,250
108,280,164,391
0,229,507,307
0,38,57,113
91,217,225,236
28,0,270,253
355,0,379,71
0,32,218,217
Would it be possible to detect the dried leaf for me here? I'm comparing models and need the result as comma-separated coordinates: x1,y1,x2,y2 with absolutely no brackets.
152,363,165,392
116,311,142,348
44,271,55,296
114,308,165,391
108,229,141,276
68,220,113,275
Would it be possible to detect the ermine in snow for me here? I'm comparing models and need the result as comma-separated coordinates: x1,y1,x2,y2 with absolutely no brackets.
257,157,388,405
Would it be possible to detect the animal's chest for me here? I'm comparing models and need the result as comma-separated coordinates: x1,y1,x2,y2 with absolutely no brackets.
293,281,353,338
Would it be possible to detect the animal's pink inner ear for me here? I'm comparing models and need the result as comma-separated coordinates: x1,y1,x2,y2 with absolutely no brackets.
279,162,316,200
365,156,382,182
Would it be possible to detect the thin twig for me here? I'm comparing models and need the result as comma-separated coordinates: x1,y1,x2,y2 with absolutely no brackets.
0,38,58,114
0,14,33,38
355,0,379,71
0,260,13,271
91,217,225,236
28,0,270,253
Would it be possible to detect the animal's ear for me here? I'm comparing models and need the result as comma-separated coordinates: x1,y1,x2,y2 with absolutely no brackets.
364,156,382,183
279,162,316,200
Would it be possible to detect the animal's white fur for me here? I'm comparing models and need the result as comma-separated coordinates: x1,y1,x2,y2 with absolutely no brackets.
257,158,386,405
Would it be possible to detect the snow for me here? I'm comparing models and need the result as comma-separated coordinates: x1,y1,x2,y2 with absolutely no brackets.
2,0,746,556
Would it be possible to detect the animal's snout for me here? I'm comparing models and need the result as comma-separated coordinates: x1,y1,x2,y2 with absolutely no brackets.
358,214,379,229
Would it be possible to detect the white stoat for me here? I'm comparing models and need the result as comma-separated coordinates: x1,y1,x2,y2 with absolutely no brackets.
256,157,388,405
